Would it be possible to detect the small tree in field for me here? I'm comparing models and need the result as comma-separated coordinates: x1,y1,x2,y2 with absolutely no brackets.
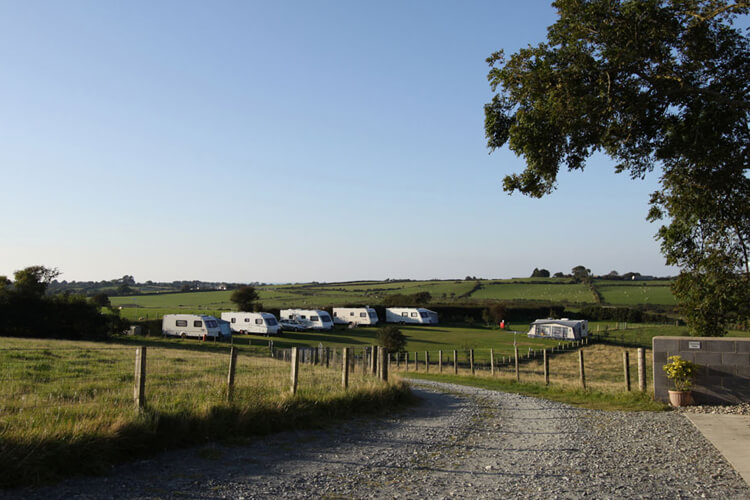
230,286,259,312
377,325,407,354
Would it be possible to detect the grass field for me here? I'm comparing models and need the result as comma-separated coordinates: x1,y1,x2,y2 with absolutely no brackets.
109,278,678,320
0,336,411,488
402,343,666,411
192,324,570,363
588,322,750,347
470,282,596,303
596,283,676,305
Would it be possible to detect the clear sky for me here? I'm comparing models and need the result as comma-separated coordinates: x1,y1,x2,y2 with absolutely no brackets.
0,1,683,283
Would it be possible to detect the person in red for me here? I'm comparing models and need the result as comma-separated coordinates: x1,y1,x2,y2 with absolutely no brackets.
500,320,505,329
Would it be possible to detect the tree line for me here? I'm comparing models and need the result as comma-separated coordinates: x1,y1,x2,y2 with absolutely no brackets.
0,266,126,340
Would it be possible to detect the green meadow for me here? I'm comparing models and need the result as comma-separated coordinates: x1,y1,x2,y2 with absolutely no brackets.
110,278,678,320
471,282,595,303
225,323,565,362
0,336,411,488
596,283,676,305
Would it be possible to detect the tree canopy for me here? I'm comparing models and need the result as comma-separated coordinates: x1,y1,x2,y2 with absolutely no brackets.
531,268,551,278
485,0,750,335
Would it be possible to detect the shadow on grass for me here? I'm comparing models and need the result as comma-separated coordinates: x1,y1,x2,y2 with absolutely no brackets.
0,382,415,490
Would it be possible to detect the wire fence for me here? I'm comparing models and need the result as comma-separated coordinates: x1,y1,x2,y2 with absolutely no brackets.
0,339,652,449
0,344,386,444
390,340,653,392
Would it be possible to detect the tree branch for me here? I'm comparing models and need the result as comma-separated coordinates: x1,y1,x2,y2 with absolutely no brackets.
687,2,750,22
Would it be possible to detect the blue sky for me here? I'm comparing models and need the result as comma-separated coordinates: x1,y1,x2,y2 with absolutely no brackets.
1,1,683,283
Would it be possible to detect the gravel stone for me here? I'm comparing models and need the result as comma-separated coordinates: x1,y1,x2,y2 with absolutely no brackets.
5,379,749,499
676,402,750,415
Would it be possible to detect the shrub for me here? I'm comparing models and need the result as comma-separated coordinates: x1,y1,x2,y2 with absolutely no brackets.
376,325,407,353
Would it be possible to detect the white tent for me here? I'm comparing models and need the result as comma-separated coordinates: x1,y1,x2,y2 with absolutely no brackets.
527,319,588,340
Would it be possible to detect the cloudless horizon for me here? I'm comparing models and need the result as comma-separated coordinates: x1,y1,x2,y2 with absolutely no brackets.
1,1,687,283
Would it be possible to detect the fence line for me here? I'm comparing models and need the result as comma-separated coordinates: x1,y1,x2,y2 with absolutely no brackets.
387,339,652,394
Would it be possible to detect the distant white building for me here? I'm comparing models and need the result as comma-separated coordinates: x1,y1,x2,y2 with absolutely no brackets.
527,319,588,340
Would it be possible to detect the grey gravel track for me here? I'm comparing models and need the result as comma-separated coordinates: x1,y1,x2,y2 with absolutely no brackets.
7,379,750,499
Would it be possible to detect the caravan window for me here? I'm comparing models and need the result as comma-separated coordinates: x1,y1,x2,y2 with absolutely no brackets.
300,315,307,319
255,319,263,325
401,312,408,317
244,318,250,323
350,312,355,316
411,312,418,318
333,312,338,317
205,320,217,328
231,318,236,323
360,312,366,317
176,320,188,327
193,320,203,327
419,312,429,318
311,315,319,322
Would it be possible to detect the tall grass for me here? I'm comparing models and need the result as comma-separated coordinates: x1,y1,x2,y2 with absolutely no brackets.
0,338,412,488
395,344,655,394
402,344,665,411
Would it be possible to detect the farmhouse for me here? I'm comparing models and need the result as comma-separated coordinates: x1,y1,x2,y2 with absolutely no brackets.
527,319,588,340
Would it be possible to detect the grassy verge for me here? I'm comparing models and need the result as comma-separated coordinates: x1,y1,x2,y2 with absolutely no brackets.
403,371,667,412
0,337,415,489
1,381,414,489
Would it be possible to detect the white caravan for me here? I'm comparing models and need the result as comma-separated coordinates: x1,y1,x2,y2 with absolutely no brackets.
221,312,281,336
385,307,439,325
162,314,222,339
279,309,334,330
332,307,379,326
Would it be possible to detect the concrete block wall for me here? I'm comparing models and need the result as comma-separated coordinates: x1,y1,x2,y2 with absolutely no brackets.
653,337,750,404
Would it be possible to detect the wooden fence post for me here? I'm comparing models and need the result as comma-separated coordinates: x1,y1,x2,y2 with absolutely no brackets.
404,352,409,371
543,348,549,386
290,347,299,394
453,350,458,375
490,349,495,376
396,351,401,369
470,350,475,375
425,351,429,373
414,352,418,371
514,346,520,382
579,350,586,389
380,348,389,382
623,351,631,391
227,346,238,403
439,350,443,373
134,346,146,411
342,347,349,389
637,348,646,392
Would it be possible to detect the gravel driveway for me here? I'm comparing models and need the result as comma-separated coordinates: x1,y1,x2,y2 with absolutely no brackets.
8,379,750,499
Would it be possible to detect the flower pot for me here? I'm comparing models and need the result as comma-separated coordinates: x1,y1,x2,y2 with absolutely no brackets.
668,390,694,407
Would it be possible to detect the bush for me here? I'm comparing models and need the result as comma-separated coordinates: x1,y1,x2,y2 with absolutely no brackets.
377,325,407,353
